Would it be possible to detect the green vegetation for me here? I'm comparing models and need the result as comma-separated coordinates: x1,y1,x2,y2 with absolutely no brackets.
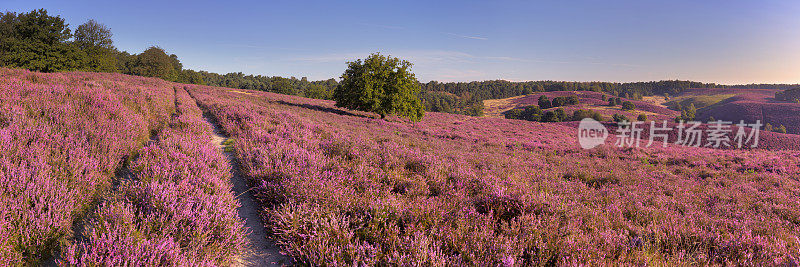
665,93,737,110
551,95,580,107
637,114,647,121
675,103,697,122
421,90,483,116
422,80,722,101
535,95,579,110
503,105,542,121
333,53,425,121
505,106,602,122
608,97,622,106
541,108,568,122
538,95,552,109
571,109,605,121
621,101,636,111
613,114,630,123
0,9,85,72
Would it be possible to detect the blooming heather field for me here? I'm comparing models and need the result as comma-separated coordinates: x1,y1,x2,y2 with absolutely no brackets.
2,68,800,265
64,86,245,265
188,84,800,265
0,68,245,265
484,91,679,121
0,68,172,264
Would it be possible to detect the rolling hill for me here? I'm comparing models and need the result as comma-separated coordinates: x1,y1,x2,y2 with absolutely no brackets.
483,91,680,122
668,88,800,134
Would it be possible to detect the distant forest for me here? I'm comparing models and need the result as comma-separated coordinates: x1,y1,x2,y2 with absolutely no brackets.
2,9,797,117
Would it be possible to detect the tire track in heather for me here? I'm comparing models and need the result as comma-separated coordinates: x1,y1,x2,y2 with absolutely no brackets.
201,113,291,267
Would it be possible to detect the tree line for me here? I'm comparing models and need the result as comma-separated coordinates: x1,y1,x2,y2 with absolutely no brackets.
0,9,340,98
421,80,720,101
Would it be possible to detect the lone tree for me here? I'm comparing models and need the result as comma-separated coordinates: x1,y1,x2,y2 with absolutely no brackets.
334,53,424,121
132,46,182,81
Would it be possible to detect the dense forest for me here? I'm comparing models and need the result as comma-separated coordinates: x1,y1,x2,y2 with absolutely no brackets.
423,80,717,101
2,9,798,118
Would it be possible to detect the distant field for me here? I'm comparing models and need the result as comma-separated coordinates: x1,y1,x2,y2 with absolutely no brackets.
664,93,738,110
640,95,669,107
483,91,679,121
672,88,800,134
487,89,800,135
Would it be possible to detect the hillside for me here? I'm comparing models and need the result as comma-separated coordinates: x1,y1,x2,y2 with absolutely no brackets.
483,91,679,121
2,68,800,265
669,88,800,134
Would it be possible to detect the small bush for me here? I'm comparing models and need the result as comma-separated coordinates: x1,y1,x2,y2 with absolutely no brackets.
538,95,552,109
504,105,542,122
551,96,580,107
621,101,636,111
613,114,630,123
571,109,604,121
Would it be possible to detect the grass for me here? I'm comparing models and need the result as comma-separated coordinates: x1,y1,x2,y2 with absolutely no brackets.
664,93,738,110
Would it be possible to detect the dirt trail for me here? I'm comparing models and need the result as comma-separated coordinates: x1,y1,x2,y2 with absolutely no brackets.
202,115,291,267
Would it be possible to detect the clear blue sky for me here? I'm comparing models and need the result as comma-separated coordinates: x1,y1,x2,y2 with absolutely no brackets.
4,0,800,84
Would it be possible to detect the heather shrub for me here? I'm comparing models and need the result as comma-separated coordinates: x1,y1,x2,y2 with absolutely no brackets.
64,86,246,265
0,69,175,265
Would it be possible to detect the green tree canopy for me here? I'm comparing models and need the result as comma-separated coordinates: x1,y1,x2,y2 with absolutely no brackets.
304,84,332,99
621,101,636,111
74,19,117,72
333,53,424,121
132,46,182,81
538,95,552,109
0,9,85,72
74,19,113,50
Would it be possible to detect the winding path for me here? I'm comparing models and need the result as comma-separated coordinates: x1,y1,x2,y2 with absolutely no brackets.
203,115,291,267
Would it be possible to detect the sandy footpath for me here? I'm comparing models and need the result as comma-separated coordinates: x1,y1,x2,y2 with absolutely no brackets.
203,116,291,267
